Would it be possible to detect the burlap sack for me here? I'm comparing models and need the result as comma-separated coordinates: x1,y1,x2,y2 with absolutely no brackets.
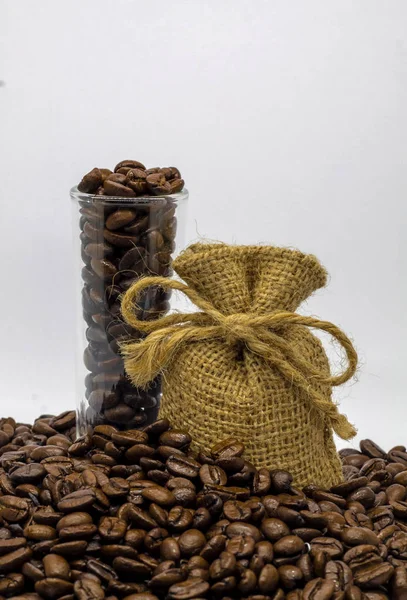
121,244,358,488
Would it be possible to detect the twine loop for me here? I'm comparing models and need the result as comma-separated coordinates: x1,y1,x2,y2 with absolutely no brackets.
121,276,358,440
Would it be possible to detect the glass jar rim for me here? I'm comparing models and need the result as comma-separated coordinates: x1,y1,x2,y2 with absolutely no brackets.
70,186,189,205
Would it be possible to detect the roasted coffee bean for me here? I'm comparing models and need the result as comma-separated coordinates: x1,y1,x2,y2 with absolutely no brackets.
125,443,156,462
167,577,209,599
208,551,236,580
392,565,407,599
261,518,290,541
353,562,394,589
166,456,200,479
149,567,187,590
341,527,380,547
237,567,257,593
118,246,146,271
226,522,262,543
98,516,127,542
160,538,181,562
114,159,146,172
0,547,33,573
0,496,30,522
343,454,370,468
0,571,25,595
331,477,369,497
360,440,387,460
51,540,88,556
199,535,227,561
324,560,352,591
223,500,251,522
43,554,71,580
278,564,303,590
346,585,364,600
210,439,245,460
146,172,171,196
111,430,149,446
191,506,211,531
292,527,322,542
199,464,227,486
252,468,271,495
275,506,305,528
0,538,26,555
303,577,335,599
57,489,95,513
126,169,149,195
177,529,206,557
105,405,137,426
144,527,168,553
257,563,280,593
128,505,158,530
347,487,376,508
35,577,74,598
78,168,104,193
310,537,343,559
167,507,194,532
273,535,305,557
24,524,57,541
106,209,137,231
10,464,46,484
159,431,191,450
226,534,256,558
103,179,136,197
74,577,105,600
142,486,176,507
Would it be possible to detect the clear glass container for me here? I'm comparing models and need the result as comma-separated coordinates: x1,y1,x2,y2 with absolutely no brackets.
71,188,188,436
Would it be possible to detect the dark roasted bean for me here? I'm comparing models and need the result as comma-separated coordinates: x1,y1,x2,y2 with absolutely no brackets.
166,456,200,479
226,522,262,543
142,486,176,507
178,529,206,557
0,547,33,573
353,562,394,589
261,518,290,541
310,537,344,559
341,527,380,547
167,507,193,532
200,535,227,561
167,577,209,599
302,577,335,599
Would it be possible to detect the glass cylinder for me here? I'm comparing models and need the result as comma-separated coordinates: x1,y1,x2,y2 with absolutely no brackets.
71,187,188,437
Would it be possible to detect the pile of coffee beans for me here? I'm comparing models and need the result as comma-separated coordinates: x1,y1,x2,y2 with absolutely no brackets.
78,161,184,198
75,160,186,433
0,412,406,599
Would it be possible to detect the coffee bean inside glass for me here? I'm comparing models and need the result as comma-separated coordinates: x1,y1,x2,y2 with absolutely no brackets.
71,161,188,437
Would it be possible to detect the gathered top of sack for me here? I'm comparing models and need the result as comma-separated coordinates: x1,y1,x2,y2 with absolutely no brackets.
174,243,328,314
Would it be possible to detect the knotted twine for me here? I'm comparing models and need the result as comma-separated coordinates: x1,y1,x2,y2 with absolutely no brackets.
120,244,358,487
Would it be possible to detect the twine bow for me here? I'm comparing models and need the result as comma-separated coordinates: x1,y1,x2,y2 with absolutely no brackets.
121,276,358,440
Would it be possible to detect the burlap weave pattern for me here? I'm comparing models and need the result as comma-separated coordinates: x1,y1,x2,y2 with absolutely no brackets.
121,244,357,488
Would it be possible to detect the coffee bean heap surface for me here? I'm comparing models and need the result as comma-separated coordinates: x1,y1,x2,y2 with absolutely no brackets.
78,161,184,198
75,160,186,433
0,412,406,599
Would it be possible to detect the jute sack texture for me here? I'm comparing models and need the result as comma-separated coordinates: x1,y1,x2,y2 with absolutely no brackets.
121,244,358,488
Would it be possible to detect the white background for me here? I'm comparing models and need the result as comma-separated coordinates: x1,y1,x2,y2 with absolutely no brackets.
0,1,406,450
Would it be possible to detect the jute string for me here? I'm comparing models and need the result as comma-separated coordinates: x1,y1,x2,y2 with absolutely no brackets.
121,276,358,441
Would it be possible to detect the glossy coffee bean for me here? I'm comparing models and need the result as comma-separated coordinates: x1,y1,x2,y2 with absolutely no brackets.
106,209,137,231
166,456,200,479
303,577,335,599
